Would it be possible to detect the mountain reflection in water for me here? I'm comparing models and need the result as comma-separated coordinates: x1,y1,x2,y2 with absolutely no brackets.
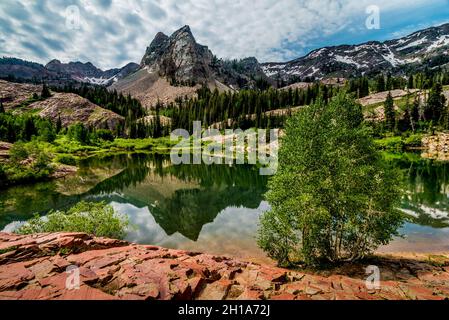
0,153,448,260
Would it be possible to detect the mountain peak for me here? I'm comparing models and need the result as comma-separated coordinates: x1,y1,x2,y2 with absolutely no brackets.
171,25,196,42
46,59,62,67
140,25,214,84
176,25,192,34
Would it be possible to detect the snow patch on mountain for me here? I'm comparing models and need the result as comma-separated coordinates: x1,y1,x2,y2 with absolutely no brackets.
81,76,118,86
334,55,365,69
397,37,428,51
427,35,449,52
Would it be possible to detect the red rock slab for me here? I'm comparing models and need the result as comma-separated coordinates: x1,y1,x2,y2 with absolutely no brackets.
0,232,449,300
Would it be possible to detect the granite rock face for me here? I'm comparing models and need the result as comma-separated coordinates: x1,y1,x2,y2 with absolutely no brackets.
0,232,448,300
141,26,214,85
139,25,269,89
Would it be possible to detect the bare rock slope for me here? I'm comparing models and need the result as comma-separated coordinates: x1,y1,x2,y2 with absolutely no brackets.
0,80,124,130
29,92,124,130
0,80,42,110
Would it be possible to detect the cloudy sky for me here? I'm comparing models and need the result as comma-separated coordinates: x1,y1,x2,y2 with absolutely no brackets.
1,0,449,70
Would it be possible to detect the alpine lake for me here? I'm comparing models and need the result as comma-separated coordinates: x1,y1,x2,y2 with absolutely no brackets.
0,152,448,263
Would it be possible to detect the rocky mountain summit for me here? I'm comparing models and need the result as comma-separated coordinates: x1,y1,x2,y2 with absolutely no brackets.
139,25,268,88
110,25,269,108
140,26,214,85
263,23,449,82
45,60,139,86
0,232,448,300
0,57,138,86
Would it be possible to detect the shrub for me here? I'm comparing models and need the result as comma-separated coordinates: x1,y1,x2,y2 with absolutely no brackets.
404,134,423,147
55,154,77,166
95,129,115,142
3,142,53,184
16,201,129,239
374,136,404,152
9,142,29,162
258,94,404,267
0,164,6,187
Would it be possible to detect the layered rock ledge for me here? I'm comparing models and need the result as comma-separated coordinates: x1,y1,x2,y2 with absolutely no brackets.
422,133,449,161
0,232,448,300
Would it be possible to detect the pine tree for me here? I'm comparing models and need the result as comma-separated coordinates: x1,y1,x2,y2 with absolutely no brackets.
0,101,4,114
376,75,386,92
408,75,414,89
426,83,446,124
402,95,414,132
411,98,420,130
41,83,52,99
56,114,62,133
386,74,393,91
384,92,396,132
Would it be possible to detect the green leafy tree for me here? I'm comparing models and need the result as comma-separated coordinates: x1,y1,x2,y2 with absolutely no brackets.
384,92,396,132
37,119,56,142
258,94,404,266
16,201,129,239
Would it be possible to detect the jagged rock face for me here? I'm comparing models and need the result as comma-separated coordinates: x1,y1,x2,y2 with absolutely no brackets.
141,26,214,84
262,23,449,82
139,26,271,89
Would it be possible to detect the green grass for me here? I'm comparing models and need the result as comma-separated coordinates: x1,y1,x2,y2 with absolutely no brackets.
374,133,423,153
374,136,404,152
51,135,178,157
0,246,18,254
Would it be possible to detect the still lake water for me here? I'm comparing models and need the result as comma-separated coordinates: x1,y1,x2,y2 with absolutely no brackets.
0,153,448,263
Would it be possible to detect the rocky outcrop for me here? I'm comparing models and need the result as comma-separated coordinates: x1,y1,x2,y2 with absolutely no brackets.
141,26,215,85
1,232,448,300
27,93,124,130
0,80,124,130
0,80,42,110
0,141,12,159
422,133,449,161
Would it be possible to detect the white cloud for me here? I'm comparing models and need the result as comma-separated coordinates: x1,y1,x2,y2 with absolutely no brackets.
0,0,446,69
